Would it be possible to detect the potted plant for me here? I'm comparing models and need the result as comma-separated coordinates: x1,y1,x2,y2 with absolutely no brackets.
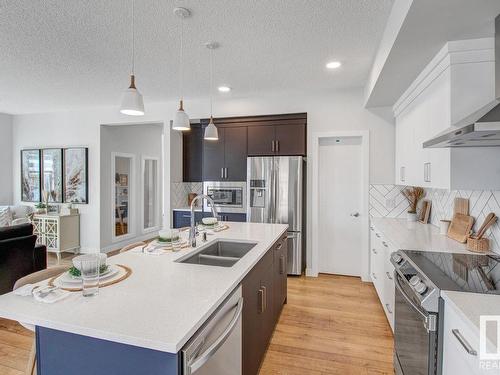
403,187,425,222
35,202,47,214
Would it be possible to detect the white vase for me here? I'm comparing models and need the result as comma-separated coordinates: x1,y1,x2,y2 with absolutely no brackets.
407,212,418,222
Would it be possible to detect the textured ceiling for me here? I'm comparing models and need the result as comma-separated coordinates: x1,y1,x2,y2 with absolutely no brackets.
0,0,393,114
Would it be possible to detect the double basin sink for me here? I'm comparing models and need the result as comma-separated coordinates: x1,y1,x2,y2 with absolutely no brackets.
176,240,257,267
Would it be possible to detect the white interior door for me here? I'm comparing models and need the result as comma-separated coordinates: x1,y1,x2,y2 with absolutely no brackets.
318,137,363,276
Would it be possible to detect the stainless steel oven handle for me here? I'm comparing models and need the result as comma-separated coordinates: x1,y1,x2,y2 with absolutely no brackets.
188,297,244,373
452,329,477,356
394,272,436,332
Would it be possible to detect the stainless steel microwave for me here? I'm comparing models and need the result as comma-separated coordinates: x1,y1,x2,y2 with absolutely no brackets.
203,182,246,213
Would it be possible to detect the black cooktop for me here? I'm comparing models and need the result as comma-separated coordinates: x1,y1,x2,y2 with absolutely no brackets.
402,250,500,294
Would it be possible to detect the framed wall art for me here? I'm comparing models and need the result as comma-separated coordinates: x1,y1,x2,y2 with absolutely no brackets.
42,148,63,203
63,147,88,204
21,149,41,202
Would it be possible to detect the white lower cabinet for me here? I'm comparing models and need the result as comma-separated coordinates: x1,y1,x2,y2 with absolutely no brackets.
442,299,500,375
370,225,395,331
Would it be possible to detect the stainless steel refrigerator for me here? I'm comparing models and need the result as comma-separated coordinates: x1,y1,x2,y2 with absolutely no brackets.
247,156,305,275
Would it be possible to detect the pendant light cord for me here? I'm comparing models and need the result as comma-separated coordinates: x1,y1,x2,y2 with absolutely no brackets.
179,16,184,101
131,0,135,75
209,47,213,117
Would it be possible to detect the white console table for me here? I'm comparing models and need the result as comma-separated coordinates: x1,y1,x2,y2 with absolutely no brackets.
32,214,80,262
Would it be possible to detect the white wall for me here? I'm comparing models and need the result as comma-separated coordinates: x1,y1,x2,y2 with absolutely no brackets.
12,87,395,263
12,108,174,253
100,124,164,251
0,113,13,205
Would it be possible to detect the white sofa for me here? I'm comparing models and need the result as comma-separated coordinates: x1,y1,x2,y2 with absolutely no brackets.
0,205,34,227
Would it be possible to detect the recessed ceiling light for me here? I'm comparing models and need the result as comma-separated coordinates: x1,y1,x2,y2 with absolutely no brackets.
218,86,231,93
326,61,342,69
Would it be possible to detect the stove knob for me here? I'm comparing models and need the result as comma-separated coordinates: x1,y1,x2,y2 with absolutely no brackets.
414,282,427,295
409,275,421,286
391,252,403,264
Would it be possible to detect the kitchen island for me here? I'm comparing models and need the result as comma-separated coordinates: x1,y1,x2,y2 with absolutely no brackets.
0,222,288,375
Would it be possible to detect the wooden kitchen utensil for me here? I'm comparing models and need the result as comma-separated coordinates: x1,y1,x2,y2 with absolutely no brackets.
418,200,432,224
476,213,497,239
447,213,474,243
454,198,469,215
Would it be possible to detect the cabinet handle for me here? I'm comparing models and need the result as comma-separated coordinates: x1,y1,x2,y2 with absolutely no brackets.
385,303,393,314
375,233,380,238
271,140,275,152
224,167,228,179
221,167,224,179
382,241,388,248
400,166,405,182
279,255,285,274
452,329,477,356
276,140,280,152
372,272,377,280
386,271,393,280
372,248,378,254
261,286,267,312
276,242,283,250
424,162,431,183
258,288,264,313
182,214,191,218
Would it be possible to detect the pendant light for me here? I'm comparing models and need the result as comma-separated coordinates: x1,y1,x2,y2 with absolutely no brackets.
120,0,145,116
204,42,219,141
172,7,191,131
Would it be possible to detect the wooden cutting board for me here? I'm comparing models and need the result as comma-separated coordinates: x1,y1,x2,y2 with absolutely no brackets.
454,198,469,215
448,213,474,243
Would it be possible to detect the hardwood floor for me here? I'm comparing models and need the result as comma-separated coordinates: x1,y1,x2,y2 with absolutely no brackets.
0,274,393,374
259,274,394,375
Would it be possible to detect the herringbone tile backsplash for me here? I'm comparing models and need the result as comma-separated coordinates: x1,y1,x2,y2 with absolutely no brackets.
170,182,203,209
370,185,500,254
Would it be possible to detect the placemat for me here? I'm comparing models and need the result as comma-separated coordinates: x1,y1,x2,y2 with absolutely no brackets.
48,264,132,292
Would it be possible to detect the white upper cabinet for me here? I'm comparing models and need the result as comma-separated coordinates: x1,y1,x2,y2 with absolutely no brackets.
393,38,500,190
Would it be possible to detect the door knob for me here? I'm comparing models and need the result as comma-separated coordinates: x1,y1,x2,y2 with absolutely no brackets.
350,212,360,217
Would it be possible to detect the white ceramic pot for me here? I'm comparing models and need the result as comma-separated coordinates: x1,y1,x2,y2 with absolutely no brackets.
407,212,418,222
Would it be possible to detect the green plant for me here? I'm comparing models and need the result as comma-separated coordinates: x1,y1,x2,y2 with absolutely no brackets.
35,202,47,209
68,265,108,277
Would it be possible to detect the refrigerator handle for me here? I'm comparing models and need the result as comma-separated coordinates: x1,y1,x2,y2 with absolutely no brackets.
270,160,276,223
274,159,279,224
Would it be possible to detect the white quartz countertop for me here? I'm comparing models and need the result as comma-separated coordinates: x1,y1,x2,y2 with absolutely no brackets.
0,222,288,353
371,217,472,254
442,290,500,348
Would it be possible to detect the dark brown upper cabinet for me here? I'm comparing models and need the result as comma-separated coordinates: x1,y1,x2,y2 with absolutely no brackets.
202,121,248,181
246,114,307,156
182,123,203,182
224,126,248,181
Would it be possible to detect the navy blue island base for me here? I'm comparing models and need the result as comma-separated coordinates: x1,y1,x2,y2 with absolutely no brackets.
36,326,180,375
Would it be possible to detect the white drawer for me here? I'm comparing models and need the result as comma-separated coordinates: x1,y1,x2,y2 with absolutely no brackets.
443,300,500,375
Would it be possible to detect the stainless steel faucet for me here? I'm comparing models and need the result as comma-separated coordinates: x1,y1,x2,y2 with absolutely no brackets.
189,194,218,247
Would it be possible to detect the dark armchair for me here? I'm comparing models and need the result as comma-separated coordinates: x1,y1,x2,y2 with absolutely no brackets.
0,223,47,295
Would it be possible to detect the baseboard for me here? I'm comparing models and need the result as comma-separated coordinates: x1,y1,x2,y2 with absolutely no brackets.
305,268,318,277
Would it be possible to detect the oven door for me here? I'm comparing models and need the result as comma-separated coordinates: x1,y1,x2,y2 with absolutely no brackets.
394,273,438,375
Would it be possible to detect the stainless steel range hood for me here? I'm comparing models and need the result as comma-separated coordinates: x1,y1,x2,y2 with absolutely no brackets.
423,15,500,148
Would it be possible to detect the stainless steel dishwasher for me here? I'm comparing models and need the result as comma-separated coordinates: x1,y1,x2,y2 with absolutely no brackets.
182,286,243,375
